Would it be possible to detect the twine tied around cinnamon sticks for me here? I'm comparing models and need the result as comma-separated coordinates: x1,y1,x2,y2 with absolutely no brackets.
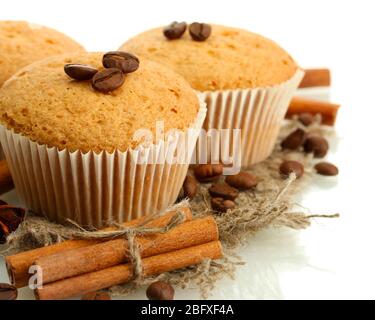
65,209,187,283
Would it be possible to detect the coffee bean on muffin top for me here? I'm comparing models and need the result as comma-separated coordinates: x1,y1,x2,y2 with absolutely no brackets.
0,52,200,153
0,21,84,87
120,24,298,91
163,22,187,40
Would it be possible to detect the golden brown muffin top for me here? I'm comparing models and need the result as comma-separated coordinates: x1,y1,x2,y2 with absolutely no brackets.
0,21,84,87
0,52,200,153
121,24,298,91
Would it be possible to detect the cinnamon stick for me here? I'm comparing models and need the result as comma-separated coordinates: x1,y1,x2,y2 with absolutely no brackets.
299,68,331,88
286,97,340,126
0,160,14,195
35,216,219,284
6,207,192,288
35,240,223,300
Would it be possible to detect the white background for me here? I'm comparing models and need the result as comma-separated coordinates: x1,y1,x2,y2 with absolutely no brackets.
1,0,375,300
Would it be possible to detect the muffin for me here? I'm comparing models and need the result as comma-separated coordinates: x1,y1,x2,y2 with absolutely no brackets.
120,24,304,167
0,21,84,87
0,52,206,227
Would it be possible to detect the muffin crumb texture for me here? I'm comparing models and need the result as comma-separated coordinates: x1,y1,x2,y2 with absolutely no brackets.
121,24,298,91
0,52,200,153
0,21,84,86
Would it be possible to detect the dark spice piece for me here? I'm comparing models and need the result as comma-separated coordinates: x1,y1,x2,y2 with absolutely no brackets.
298,113,314,126
0,206,26,244
102,51,139,74
279,160,304,179
211,198,235,213
189,23,211,41
209,183,239,201
194,164,223,182
92,68,125,93
183,175,198,199
0,283,18,300
146,281,175,300
304,135,329,158
314,162,339,176
163,22,187,40
64,64,98,81
225,172,257,190
281,128,306,150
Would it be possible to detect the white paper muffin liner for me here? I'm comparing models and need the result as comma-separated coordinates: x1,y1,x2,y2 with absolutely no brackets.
0,101,206,228
195,70,305,168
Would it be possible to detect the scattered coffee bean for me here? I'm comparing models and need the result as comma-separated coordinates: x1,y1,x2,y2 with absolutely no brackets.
81,291,111,300
225,172,257,190
183,175,198,199
102,51,139,74
194,164,223,182
0,206,26,244
163,21,187,40
314,162,339,176
281,128,306,150
298,113,314,126
146,281,174,300
64,64,98,81
209,183,239,201
0,283,18,300
211,197,235,213
92,68,125,93
304,135,329,158
189,22,211,41
279,160,304,179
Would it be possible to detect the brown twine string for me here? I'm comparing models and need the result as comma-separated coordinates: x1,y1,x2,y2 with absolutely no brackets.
64,209,186,241
65,208,187,282
2,202,189,284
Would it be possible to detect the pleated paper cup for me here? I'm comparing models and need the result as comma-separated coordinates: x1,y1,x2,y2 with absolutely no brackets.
0,101,206,228
195,69,305,168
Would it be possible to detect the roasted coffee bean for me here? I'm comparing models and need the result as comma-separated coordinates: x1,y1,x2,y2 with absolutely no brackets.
163,21,187,40
183,175,198,199
314,162,339,176
298,113,314,126
194,164,223,182
281,128,306,150
64,64,98,80
0,206,26,244
279,160,304,179
92,68,125,93
81,291,111,300
225,172,257,190
211,197,235,213
146,281,174,300
189,22,211,41
304,135,329,158
209,183,239,201
0,283,18,300
102,51,139,74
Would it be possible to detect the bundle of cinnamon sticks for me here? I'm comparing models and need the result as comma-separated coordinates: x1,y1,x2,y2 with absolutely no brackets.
289,68,340,125
5,206,223,300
